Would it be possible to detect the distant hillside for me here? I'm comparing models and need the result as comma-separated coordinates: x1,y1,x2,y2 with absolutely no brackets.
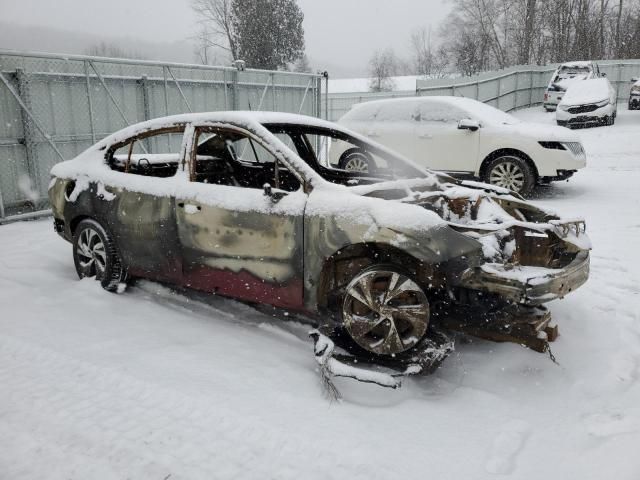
0,22,197,64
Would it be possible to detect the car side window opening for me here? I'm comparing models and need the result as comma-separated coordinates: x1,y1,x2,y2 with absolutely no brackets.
297,127,424,183
193,127,301,192
106,126,186,178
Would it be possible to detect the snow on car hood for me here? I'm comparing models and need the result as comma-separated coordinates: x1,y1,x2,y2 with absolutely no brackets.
560,78,610,106
350,177,591,259
487,121,580,142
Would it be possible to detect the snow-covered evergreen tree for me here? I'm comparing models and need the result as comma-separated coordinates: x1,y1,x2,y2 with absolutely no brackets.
231,0,305,70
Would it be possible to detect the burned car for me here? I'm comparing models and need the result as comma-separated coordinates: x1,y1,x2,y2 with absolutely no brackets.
48,112,590,361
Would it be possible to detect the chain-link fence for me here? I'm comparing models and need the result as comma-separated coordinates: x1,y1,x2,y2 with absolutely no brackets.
327,59,640,121
0,50,325,222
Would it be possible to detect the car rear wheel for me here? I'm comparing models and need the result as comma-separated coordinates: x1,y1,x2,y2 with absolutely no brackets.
341,265,430,356
73,219,126,292
484,155,535,196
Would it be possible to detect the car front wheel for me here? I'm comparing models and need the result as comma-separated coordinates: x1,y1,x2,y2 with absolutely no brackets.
73,219,126,292
341,265,430,356
484,155,535,196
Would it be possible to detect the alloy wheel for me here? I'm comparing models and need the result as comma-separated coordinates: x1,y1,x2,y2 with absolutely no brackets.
343,154,370,173
76,227,107,274
342,269,430,355
489,159,526,192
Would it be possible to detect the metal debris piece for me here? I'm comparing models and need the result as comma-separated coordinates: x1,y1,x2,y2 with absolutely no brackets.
309,328,454,395
310,331,401,396
439,304,556,353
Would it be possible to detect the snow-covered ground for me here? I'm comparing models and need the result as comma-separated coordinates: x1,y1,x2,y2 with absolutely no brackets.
1,107,640,479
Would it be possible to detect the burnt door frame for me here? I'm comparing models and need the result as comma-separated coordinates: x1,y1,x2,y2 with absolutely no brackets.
175,123,309,310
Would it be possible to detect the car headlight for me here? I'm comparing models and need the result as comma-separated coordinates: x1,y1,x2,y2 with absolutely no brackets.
559,105,571,111
595,99,610,108
632,86,640,93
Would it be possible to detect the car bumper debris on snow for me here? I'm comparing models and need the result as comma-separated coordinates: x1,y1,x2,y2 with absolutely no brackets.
309,330,454,396
459,250,590,305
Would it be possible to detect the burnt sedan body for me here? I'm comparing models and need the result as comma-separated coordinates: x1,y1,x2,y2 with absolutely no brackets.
49,112,590,357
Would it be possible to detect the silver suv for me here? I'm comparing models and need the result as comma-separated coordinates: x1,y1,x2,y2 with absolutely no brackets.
544,61,602,111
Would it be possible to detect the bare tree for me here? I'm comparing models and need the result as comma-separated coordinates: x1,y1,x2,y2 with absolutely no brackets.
193,26,216,64
616,0,624,56
519,0,537,64
368,49,398,92
191,0,238,60
410,27,435,76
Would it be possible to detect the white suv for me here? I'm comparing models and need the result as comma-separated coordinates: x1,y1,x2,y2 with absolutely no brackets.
338,96,586,196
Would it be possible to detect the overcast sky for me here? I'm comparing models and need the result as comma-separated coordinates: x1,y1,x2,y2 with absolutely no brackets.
1,0,451,77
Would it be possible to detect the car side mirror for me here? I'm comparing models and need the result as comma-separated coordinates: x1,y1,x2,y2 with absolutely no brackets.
631,77,639,82
458,118,480,131
263,183,287,202
601,72,607,77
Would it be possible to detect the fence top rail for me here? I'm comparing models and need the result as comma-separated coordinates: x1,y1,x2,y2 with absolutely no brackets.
417,59,640,92
0,49,324,79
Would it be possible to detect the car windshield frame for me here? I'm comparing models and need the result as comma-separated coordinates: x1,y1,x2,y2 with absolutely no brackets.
262,123,444,187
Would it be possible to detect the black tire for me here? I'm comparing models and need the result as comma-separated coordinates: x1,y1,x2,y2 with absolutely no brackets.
72,219,126,292
338,148,374,173
483,154,536,197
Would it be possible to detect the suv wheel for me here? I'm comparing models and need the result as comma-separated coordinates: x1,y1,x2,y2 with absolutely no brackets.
338,148,373,173
73,219,126,292
341,265,430,356
484,155,535,196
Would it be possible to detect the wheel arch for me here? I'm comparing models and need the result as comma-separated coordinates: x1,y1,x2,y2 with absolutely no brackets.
315,241,443,313
478,148,539,182
69,214,94,236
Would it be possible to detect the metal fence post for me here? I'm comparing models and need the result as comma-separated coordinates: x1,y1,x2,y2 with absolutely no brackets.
83,60,96,144
231,69,239,110
324,73,329,120
271,72,276,111
496,76,501,110
162,66,170,115
616,63,622,101
139,75,151,121
15,68,41,197
529,72,534,107
315,76,322,119
514,71,519,110
223,69,229,110
139,75,152,151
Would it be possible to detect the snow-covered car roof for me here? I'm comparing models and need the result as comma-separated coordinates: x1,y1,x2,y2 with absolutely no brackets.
558,60,593,69
343,96,520,126
559,78,611,106
94,111,339,150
